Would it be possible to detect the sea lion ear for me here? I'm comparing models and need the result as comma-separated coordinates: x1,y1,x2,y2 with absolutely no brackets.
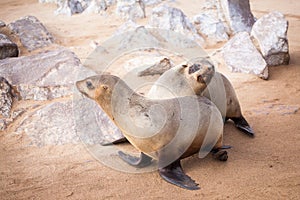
102,85,108,90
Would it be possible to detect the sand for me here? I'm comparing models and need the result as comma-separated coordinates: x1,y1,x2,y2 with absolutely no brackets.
0,0,300,199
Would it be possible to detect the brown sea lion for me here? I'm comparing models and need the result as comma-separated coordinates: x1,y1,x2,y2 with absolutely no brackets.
76,74,230,190
148,59,255,137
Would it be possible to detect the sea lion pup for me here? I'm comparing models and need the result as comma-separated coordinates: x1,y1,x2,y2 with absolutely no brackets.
76,74,230,190
147,59,255,137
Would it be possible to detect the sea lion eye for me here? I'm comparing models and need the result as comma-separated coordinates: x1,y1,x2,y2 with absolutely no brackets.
86,81,94,89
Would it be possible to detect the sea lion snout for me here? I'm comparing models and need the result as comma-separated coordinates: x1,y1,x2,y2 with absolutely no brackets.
76,78,97,99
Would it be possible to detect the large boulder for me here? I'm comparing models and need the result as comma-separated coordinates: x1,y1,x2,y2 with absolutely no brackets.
8,16,54,52
193,0,229,46
251,11,290,66
0,33,18,59
222,32,268,79
116,0,145,20
148,4,205,46
220,0,255,33
0,48,92,100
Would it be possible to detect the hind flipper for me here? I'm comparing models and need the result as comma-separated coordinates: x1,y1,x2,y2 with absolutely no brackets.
158,160,200,190
230,116,255,137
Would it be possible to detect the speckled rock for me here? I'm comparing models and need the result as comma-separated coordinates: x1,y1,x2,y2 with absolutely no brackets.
0,33,18,59
0,77,13,118
251,11,290,66
8,16,54,51
222,32,268,79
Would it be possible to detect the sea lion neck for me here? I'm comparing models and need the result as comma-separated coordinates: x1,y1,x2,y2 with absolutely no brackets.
95,75,144,120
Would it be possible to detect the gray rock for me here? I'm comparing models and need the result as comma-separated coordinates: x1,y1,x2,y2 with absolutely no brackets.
251,11,290,66
222,32,268,79
16,100,79,146
0,77,13,118
0,48,94,100
116,0,145,20
0,20,5,27
73,94,124,145
8,16,54,51
148,4,205,46
193,0,229,46
138,57,173,76
15,96,124,146
193,14,228,45
220,0,255,33
0,33,18,59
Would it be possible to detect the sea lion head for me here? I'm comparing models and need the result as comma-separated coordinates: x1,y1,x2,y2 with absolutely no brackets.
76,74,119,100
180,59,215,94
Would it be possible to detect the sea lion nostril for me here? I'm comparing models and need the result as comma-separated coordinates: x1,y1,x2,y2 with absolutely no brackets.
188,63,201,74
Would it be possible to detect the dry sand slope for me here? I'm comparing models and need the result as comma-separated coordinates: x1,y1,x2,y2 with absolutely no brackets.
0,0,300,199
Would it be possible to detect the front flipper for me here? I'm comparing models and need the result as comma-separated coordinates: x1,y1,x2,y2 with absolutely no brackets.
211,145,231,161
158,160,200,190
118,151,152,168
101,137,128,146
230,116,255,137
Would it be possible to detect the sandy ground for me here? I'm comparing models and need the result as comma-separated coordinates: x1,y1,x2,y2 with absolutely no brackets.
1,0,300,199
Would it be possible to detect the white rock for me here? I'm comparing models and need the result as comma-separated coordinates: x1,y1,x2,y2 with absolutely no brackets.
220,0,255,33
251,11,290,66
222,32,268,79
193,14,229,45
193,0,229,46
116,0,145,21
148,4,205,46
